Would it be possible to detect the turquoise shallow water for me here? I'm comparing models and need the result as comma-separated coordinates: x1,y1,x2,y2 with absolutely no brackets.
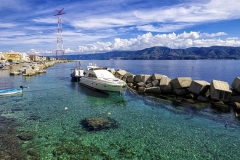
1,61,240,159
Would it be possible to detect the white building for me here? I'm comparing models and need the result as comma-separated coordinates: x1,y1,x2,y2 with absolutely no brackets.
19,52,30,62
0,52,7,64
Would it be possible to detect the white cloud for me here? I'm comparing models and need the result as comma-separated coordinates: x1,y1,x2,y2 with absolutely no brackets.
0,23,16,28
33,17,56,24
201,32,227,37
137,23,194,32
76,31,240,53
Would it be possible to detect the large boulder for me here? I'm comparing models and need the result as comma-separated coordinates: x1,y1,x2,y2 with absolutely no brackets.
160,77,172,93
115,69,127,79
232,77,240,93
211,101,230,112
126,74,135,83
210,80,232,102
197,95,209,102
145,82,153,88
228,95,240,103
138,86,146,93
145,87,161,93
173,88,190,96
170,77,192,89
137,82,146,87
134,74,151,83
152,74,167,80
189,80,210,95
152,80,160,86
229,102,240,111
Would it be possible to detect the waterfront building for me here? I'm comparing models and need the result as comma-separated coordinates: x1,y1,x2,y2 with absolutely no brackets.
19,52,31,62
0,52,7,64
3,52,21,62
29,54,46,62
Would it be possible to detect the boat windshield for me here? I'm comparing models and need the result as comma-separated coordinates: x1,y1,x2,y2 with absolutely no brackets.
94,70,115,79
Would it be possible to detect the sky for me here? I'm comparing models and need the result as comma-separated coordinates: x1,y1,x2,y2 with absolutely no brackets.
0,0,240,55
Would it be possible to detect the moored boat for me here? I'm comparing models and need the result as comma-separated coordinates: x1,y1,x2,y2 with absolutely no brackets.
70,61,84,81
80,66,126,92
0,88,22,96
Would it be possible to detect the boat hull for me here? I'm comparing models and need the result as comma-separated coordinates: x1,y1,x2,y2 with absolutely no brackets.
0,88,22,96
80,77,126,92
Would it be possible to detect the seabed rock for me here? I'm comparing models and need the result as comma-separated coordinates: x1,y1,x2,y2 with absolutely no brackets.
81,116,118,131
17,131,36,141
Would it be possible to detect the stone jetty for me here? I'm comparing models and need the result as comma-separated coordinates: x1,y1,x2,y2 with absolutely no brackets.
112,69,240,113
7,60,71,76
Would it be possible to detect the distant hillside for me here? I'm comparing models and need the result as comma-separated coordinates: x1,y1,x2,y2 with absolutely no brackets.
66,46,240,60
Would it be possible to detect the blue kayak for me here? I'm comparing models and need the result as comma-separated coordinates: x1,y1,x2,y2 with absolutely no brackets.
0,88,22,96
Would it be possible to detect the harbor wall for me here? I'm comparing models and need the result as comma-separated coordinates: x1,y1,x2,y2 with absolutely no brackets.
113,69,240,113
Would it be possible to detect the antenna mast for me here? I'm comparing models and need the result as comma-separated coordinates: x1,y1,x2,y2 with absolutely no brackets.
54,8,66,59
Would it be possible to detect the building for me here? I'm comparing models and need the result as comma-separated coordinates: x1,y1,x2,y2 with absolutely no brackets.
0,52,7,64
3,52,21,61
19,52,30,62
29,54,46,62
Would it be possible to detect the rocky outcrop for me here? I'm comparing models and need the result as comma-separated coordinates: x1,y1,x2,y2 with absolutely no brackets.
210,80,232,102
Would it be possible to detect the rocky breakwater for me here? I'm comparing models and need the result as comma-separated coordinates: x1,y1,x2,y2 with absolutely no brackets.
22,60,70,76
113,69,240,114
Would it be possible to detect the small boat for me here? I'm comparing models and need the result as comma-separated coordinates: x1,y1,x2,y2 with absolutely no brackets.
80,66,126,92
71,61,84,81
0,88,22,96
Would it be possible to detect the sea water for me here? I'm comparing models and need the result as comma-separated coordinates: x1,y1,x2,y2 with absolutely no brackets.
0,60,240,159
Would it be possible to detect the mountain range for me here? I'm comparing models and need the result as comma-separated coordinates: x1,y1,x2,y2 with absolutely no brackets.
65,46,240,60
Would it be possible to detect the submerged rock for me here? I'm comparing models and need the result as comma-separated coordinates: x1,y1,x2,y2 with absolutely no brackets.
17,131,36,141
81,116,118,131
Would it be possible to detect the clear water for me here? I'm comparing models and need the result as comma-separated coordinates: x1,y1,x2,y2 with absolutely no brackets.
0,60,240,159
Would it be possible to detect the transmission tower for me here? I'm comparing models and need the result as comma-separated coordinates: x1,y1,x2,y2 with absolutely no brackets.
54,8,66,59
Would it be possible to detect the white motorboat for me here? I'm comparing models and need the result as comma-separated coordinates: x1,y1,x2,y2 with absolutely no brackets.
80,67,126,92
